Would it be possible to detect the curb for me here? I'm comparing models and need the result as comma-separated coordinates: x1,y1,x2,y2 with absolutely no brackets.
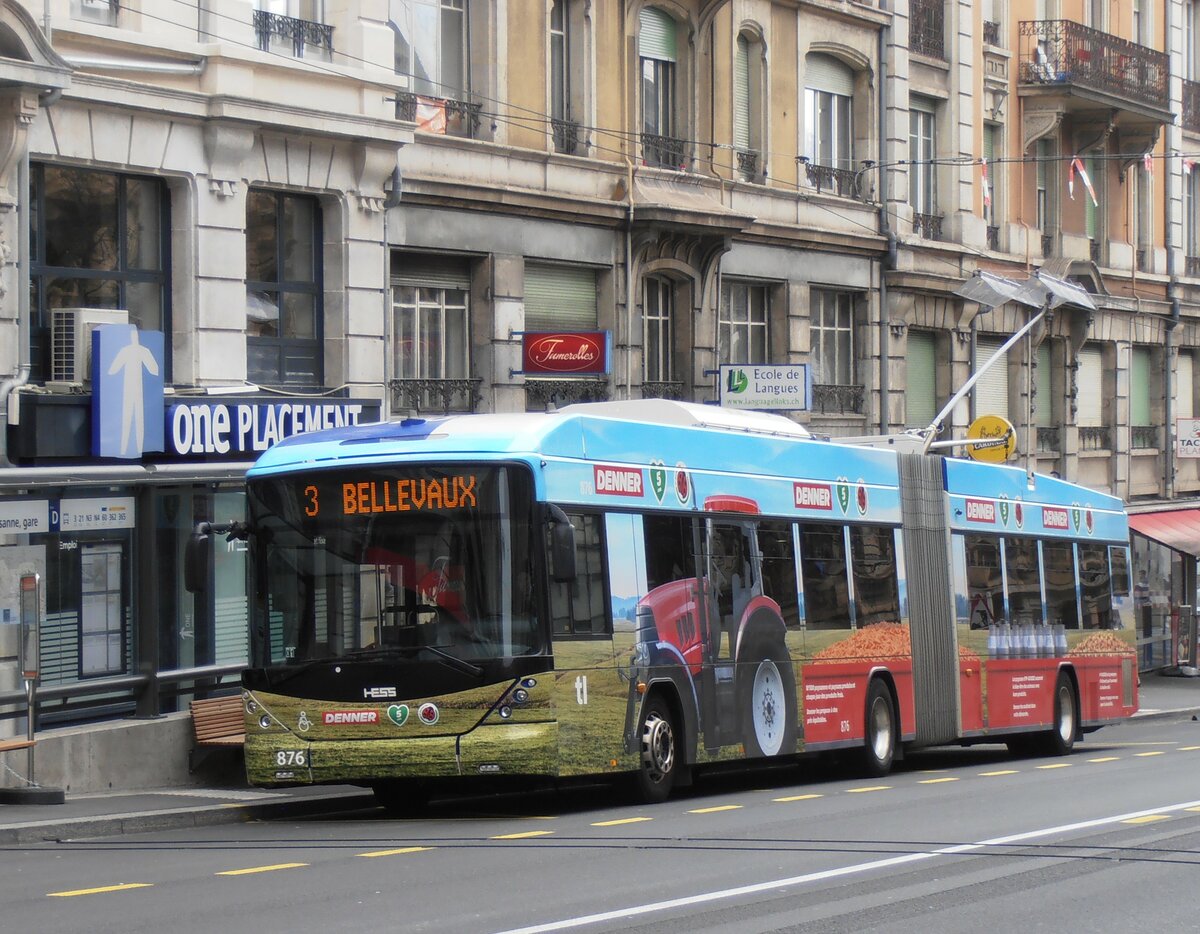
0,789,377,845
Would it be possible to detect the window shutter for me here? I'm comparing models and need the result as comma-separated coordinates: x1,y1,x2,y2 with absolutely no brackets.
1131,346,1152,426
524,263,598,330
905,331,937,428
1036,341,1053,426
734,36,750,150
1077,345,1103,425
975,336,1009,420
805,53,854,96
392,253,472,290
1178,351,1195,420
639,7,677,62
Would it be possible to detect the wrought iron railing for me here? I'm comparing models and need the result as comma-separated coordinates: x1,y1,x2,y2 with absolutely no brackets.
641,133,687,170
1036,426,1060,452
736,149,760,181
910,0,947,60
1136,248,1149,272
252,9,334,60
987,225,1001,251
983,20,1002,47
1078,425,1112,451
1041,233,1054,257
388,377,482,415
395,91,483,139
812,383,865,415
525,378,610,408
1131,425,1160,449
552,117,580,155
1185,79,1200,134
1187,256,1200,278
805,162,862,199
1090,239,1102,264
913,211,943,240
642,381,686,401
1018,20,1169,113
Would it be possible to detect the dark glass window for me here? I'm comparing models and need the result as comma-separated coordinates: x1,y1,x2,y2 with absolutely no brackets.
246,190,322,388
1005,537,1044,624
29,164,169,382
799,523,850,630
1079,544,1113,629
1044,541,1080,629
644,514,697,591
550,512,608,637
965,535,1004,628
850,525,900,626
757,520,800,630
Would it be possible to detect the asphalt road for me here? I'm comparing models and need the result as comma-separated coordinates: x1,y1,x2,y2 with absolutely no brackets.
5,714,1200,934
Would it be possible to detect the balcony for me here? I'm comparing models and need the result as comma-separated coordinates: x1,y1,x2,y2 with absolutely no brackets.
1132,425,1160,449
1018,21,1171,130
1184,79,1200,134
1036,426,1060,453
983,20,1002,47
552,117,580,155
812,383,865,415
912,211,943,240
642,381,686,401
389,377,482,415
525,378,610,409
252,9,334,61
805,162,862,199
641,133,687,170
395,91,483,139
736,149,760,182
986,225,1001,251
910,0,946,60
1078,425,1112,451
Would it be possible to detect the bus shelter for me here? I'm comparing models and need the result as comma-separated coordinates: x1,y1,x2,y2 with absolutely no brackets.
1127,509,1200,671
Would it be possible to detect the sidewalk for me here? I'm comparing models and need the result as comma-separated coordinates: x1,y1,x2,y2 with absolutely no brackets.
1,671,1197,844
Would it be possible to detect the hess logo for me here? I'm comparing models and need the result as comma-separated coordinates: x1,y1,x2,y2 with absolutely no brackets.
363,686,396,700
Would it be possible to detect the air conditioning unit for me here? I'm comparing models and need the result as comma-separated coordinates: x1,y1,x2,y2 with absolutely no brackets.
49,308,129,387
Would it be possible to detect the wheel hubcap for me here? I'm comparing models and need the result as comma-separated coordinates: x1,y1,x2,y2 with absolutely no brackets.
869,697,893,762
752,660,783,756
1058,685,1075,743
641,713,674,782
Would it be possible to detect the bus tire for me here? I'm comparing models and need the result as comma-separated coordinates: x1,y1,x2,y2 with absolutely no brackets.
858,679,897,777
739,639,797,758
635,695,679,804
1039,672,1078,756
372,780,431,816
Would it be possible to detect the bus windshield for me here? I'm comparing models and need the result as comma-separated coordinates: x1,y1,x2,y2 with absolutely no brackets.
247,464,540,666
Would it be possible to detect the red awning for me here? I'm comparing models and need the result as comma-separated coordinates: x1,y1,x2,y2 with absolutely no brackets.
1128,509,1200,557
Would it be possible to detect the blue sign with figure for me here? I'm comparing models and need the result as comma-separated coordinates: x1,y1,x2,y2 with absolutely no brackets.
92,325,165,459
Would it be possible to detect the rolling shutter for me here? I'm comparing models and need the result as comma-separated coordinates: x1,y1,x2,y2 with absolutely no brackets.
734,36,750,150
805,53,854,96
906,331,937,429
1036,340,1053,426
1178,351,1195,420
1077,344,1103,426
639,8,677,62
975,336,1009,420
392,253,471,290
524,263,598,330
1131,346,1152,426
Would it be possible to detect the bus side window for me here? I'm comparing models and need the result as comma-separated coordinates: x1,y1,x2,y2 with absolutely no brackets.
644,514,697,589
799,523,850,630
549,513,608,637
1078,543,1112,629
1044,541,1080,629
965,535,1003,629
849,525,900,627
1004,537,1043,625
757,520,800,630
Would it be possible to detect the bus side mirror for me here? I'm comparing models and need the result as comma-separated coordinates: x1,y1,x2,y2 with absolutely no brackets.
547,505,577,583
184,525,211,594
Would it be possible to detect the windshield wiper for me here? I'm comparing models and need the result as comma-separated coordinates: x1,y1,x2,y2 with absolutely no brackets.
347,643,483,678
416,644,484,678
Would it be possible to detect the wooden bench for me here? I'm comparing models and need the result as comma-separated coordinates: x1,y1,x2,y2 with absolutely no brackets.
0,737,34,754
189,694,245,771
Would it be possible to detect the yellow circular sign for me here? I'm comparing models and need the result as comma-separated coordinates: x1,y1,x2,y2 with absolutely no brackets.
965,414,1016,463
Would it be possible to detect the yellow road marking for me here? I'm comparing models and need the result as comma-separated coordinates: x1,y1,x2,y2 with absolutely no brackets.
1036,763,1071,770
1135,751,1166,758
592,817,653,827
217,863,308,876
918,777,959,785
359,846,434,858
1179,746,1200,752
48,883,153,898
774,794,823,802
1123,815,1171,824
980,770,1018,776
1088,757,1120,763
1185,806,1200,813
688,805,744,814
492,830,554,839
846,786,891,793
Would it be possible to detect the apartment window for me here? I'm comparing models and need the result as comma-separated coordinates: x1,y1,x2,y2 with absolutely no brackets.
1130,345,1154,448
391,253,470,381
1077,343,1107,449
805,54,854,172
906,330,938,429
719,281,768,365
392,0,468,97
1186,170,1200,268
811,289,856,386
1189,0,1200,80
29,164,169,383
1085,151,1104,261
974,336,1010,421
909,98,937,231
1035,340,1054,425
643,276,675,382
733,32,764,180
246,190,323,388
983,123,1001,244
72,0,117,25
1178,350,1196,420
640,7,682,169
1135,164,1152,271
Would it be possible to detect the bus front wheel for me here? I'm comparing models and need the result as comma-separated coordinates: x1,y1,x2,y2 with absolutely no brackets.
635,695,678,803
739,640,797,758
858,679,897,777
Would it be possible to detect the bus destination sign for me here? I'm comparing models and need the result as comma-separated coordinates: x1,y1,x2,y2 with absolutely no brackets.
299,474,480,517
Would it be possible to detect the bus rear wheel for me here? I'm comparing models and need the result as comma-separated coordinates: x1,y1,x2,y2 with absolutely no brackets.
858,679,897,777
635,696,678,804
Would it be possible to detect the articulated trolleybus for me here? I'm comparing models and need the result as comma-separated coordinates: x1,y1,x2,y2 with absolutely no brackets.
220,400,1135,805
